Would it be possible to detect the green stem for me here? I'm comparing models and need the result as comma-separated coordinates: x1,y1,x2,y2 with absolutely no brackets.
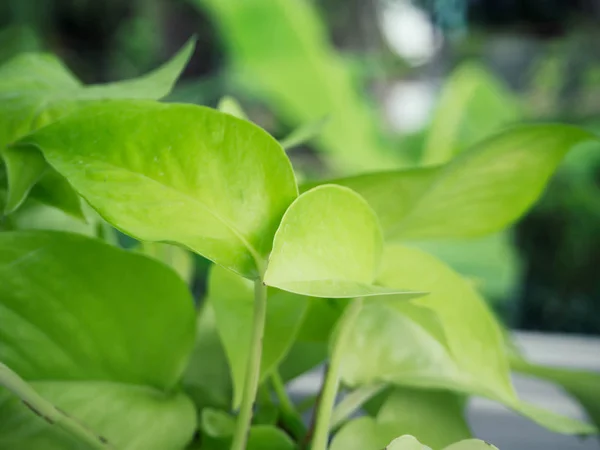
231,280,268,450
0,362,111,449
311,298,363,450
271,372,307,440
330,383,386,431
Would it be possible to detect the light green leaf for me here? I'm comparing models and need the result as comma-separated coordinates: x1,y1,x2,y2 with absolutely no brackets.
217,95,248,120
511,357,600,432
138,242,195,285
246,426,295,450
208,264,308,408
368,244,595,435
442,440,498,450
0,38,195,216
196,0,402,171
279,116,328,150
386,435,431,450
330,416,393,450
264,185,421,298
306,125,598,240
377,388,471,449
422,62,521,166
15,101,298,279
0,231,197,449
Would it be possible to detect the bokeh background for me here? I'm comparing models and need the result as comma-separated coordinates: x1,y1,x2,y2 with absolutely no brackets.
1,0,599,335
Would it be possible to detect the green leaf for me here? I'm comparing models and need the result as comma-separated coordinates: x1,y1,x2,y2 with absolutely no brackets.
442,441,498,450
279,116,328,150
201,408,236,438
367,244,595,435
217,95,248,120
0,230,197,449
386,436,430,450
330,417,396,450
264,185,421,298
511,357,600,432
377,388,471,449
422,62,521,166
138,242,195,285
182,304,233,412
306,125,598,240
15,101,298,279
208,264,309,408
196,0,402,171
0,38,195,216
246,426,295,450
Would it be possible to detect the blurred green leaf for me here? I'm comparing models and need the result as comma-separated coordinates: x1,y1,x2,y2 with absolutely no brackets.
339,244,595,435
511,357,600,432
246,426,295,450
201,408,236,438
0,231,197,449
217,95,248,120
442,441,499,450
138,242,195,285
0,38,195,216
15,101,297,279
208,264,309,408
385,435,430,450
423,62,521,166
307,125,598,240
196,0,401,171
264,185,420,298
377,388,471,448
331,417,392,450
0,26,40,64
279,116,328,150
182,303,233,412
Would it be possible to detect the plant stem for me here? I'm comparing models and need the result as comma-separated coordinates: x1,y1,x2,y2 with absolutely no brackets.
231,279,268,450
330,383,386,431
311,297,363,450
271,372,307,440
0,362,111,449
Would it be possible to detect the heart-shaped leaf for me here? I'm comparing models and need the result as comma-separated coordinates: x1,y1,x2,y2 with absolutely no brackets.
264,184,421,298
14,101,298,279
208,264,309,408
0,38,195,216
0,231,197,449
303,125,598,240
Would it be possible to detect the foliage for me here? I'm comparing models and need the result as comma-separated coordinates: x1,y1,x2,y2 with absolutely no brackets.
1,39,600,450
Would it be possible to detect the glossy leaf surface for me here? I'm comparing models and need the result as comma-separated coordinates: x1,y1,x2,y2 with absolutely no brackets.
208,265,308,407
15,101,298,279
0,231,197,448
0,38,194,215
264,185,420,298
305,125,598,240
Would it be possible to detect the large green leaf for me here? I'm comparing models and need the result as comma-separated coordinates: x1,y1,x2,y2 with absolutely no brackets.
0,231,197,449
264,185,420,298
422,62,521,166
305,125,598,240
0,38,195,216
207,264,309,408
196,0,401,171
339,244,595,435
15,101,298,279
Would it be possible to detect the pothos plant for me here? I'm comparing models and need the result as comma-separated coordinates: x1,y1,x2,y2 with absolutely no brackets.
0,39,599,450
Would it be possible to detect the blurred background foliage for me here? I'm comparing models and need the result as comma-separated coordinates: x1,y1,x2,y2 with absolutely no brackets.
1,0,599,334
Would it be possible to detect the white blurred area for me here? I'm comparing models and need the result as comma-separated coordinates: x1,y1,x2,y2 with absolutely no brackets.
377,0,440,132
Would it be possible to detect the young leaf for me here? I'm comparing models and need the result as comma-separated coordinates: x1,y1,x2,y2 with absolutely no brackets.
264,185,421,298
217,95,248,120
304,125,599,240
0,231,197,449
0,38,195,216
14,101,298,279
208,265,309,408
